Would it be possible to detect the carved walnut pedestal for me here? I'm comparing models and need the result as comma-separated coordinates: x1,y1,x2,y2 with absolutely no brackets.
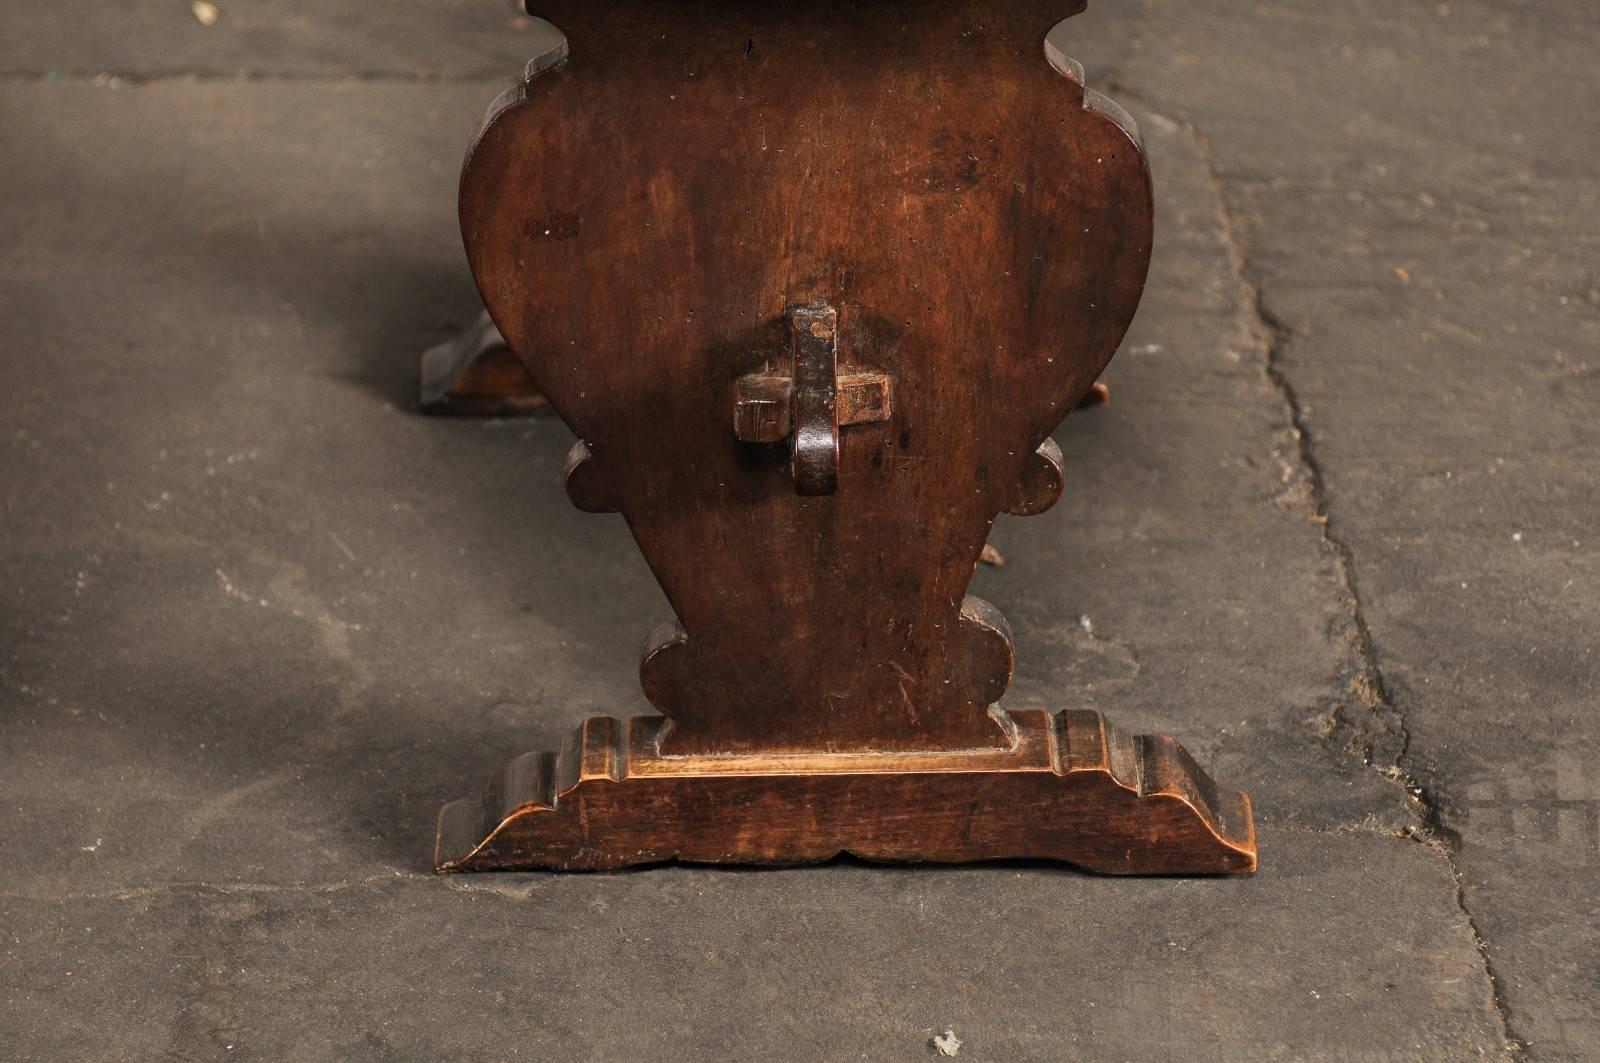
434,1,1258,875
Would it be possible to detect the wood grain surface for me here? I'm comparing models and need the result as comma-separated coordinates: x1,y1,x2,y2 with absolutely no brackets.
461,0,1153,755
440,2,1254,873
437,709,1257,874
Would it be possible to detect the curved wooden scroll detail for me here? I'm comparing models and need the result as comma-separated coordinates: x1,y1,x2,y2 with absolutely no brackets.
460,1,1152,757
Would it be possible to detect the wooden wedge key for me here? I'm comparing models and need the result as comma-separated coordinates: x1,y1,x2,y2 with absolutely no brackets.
435,1,1257,875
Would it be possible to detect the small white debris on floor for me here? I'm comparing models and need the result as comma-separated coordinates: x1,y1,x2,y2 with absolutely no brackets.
191,1,219,27
1079,614,1094,635
932,1030,962,1057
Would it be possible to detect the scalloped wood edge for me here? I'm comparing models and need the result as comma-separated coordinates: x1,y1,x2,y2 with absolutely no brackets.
436,709,1256,875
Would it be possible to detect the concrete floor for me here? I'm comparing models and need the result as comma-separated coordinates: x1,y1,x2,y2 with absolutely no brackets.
1,1,1595,1059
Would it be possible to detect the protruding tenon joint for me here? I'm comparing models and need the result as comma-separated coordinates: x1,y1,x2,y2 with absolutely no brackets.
732,303,892,496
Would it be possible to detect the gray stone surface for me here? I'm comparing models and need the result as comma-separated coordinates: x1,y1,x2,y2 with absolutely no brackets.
1115,1,1600,1057
1,832,1501,1060
0,1,1591,1058
0,1,541,79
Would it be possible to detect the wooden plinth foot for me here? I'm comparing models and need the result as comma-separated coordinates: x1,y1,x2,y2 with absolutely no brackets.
419,310,547,416
436,709,1256,875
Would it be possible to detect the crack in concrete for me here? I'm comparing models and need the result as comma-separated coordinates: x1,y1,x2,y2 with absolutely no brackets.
1096,70,1525,1058
1251,295,1414,778
1254,274,1525,1057
1212,134,1526,1063
1170,118,1414,791
1214,150,1529,1063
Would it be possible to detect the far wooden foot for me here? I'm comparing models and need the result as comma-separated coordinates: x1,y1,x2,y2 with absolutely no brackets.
435,708,1257,875
419,310,548,416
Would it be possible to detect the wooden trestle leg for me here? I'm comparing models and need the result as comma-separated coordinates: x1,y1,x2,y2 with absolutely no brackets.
432,1,1257,875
